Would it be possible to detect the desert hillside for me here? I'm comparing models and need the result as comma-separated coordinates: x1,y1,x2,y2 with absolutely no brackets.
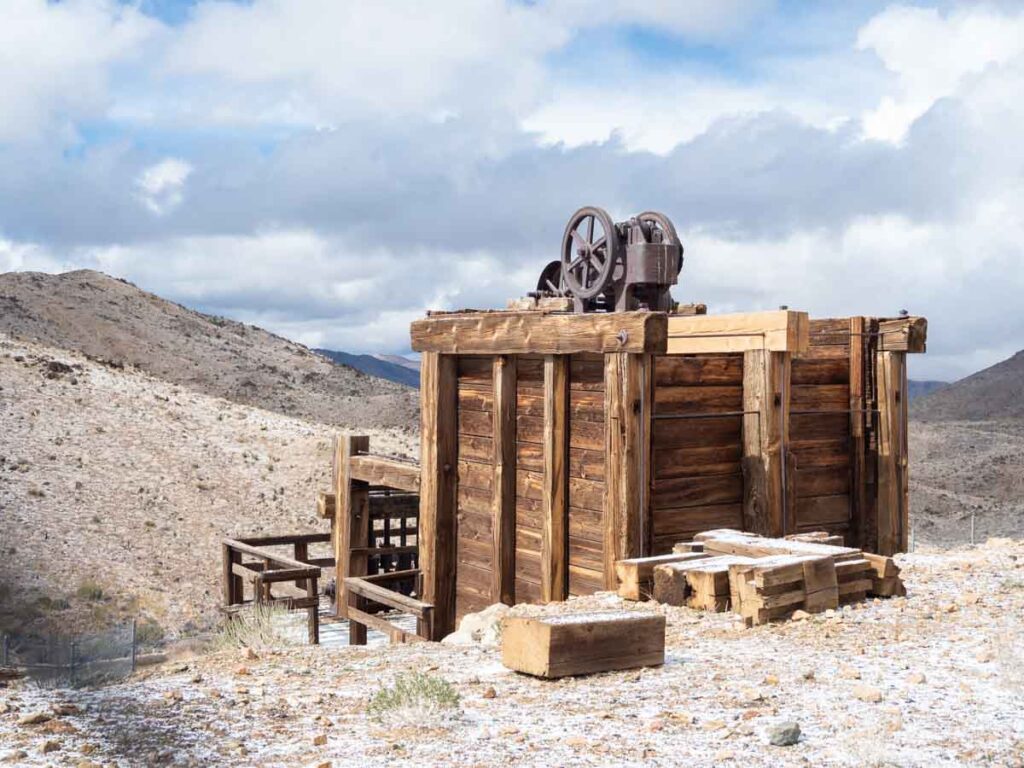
0,333,417,638
911,349,1024,422
0,270,418,430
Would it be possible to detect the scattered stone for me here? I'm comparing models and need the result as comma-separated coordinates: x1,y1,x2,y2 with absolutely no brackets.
767,721,801,746
313,734,327,746
853,684,883,703
17,711,51,725
906,672,926,685
802,670,816,681
763,674,779,685
791,610,811,621
41,740,60,754
482,686,497,699
52,703,80,716
235,665,250,676
839,666,861,680
243,647,259,661
1,750,27,763
441,603,510,645
714,749,736,761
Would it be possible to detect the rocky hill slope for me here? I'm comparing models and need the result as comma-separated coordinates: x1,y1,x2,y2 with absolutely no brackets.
0,270,417,429
911,349,1024,421
0,333,417,637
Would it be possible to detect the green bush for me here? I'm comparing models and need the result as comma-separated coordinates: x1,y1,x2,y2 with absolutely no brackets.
366,673,460,727
76,580,105,601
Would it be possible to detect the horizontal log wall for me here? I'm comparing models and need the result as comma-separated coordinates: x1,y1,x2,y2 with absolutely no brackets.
649,353,746,553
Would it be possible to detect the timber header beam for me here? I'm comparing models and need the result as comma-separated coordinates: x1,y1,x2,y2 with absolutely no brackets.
665,310,810,354
878,316,927,353
348,454,421,493
410,311,668,355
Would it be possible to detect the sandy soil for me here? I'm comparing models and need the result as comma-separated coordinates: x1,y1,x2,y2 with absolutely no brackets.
0,334,416,637
1,540,1022,767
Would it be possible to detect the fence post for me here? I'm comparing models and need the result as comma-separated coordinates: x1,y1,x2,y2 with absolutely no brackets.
130,619,137,673
69,640,77,688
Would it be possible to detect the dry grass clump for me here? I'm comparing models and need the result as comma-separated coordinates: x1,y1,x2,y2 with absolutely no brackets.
366,672,461,728
214,602,298,652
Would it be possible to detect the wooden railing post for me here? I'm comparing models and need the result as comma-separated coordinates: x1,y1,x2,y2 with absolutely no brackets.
419,352,457,640
222,543,242,607
334,434,371,644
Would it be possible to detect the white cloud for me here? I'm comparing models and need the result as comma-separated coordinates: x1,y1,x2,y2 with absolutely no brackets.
0,0,158,142
135,158,193,216
858,4,1024,141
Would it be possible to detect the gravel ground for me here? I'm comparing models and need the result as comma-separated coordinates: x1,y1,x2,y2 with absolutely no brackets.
1,540,1022,767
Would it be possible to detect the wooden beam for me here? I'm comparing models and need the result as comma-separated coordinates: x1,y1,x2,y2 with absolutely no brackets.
876,351,906,555
333,434,370,644
878,316,927,353
666,310,809,354
492,355,517,606
410,311,668,355
603,353,648,589
418,352,458,639
541,355,569,602
849,316,867,550
742,350,790,537
348,455,420,492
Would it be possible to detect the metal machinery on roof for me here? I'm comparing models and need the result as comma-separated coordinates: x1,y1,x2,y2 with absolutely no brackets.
535,206,683,313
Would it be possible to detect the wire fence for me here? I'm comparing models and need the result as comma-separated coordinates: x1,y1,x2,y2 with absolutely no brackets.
1,620,136,689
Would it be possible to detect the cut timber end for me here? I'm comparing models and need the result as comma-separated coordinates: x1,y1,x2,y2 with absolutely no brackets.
615,552,709,602
501,612,665,678
878,316,927,353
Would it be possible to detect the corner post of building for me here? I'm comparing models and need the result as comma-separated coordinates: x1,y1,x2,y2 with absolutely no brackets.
876,350,906,556
333,434,370,645
492,355,517,606
849,316,869,550
742,349,790,537
541,354,569,602
419,351,458,639
603,353,647,589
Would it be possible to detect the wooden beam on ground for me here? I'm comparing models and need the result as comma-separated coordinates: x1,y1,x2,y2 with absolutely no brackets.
418,352,458,639
665,310,809,355
614,552,709,601
492,355,517,606
410,311,668,355
604,353,649,588
742,349,790,537
878,316,927,353
348,455,421,493
876,351,906,556
501,612,666,678
333,434,370,643
541,355,569,602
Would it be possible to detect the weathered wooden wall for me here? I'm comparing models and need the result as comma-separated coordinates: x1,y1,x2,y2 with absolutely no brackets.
649,354,745,553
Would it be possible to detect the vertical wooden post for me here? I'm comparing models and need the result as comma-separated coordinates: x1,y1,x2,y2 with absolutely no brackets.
334,434,370,646
419,352,458,639
849,317,868,550
603,353,647,589
222,543,242,607
742,349,790,537
876,350,907,555
541,355,568,602
306,575,320,645
492,355,517,606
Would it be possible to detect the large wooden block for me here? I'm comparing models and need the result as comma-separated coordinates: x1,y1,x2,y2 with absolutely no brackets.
501,612,665,678
652,555,754,610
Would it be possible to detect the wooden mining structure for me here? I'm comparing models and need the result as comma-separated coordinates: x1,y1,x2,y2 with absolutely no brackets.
224,307,925,644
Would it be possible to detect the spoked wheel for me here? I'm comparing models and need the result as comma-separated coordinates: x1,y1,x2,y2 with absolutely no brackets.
636,210,683,271
561,206,621,300
536,260,565,294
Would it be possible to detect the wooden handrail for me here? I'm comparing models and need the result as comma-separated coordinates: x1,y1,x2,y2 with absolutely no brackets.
344,576,433,619
236,532,332,547
222,538,311,571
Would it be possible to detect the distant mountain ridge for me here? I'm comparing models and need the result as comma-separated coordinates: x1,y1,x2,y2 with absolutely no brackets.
911,349,1024,421
315,349,420,388
908,380,947,402
0,270,417,428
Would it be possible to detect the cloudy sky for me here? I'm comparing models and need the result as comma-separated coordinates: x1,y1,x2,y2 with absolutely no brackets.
1,0,1023,380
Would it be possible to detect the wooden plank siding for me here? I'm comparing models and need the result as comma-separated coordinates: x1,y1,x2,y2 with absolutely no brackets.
568,353,607,595
788,319,854,542
649,354,746,553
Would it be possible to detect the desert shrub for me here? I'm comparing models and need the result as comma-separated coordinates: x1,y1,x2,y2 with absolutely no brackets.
135,617,165,647
366,673,461,728
213,602,297,652
76,580,105,601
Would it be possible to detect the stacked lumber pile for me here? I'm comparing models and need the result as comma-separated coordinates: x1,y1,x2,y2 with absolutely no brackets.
615,529,905,625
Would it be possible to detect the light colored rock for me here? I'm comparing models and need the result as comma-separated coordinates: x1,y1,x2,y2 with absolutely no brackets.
853,684,883,703
17,711,51,726
443,603,511,646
